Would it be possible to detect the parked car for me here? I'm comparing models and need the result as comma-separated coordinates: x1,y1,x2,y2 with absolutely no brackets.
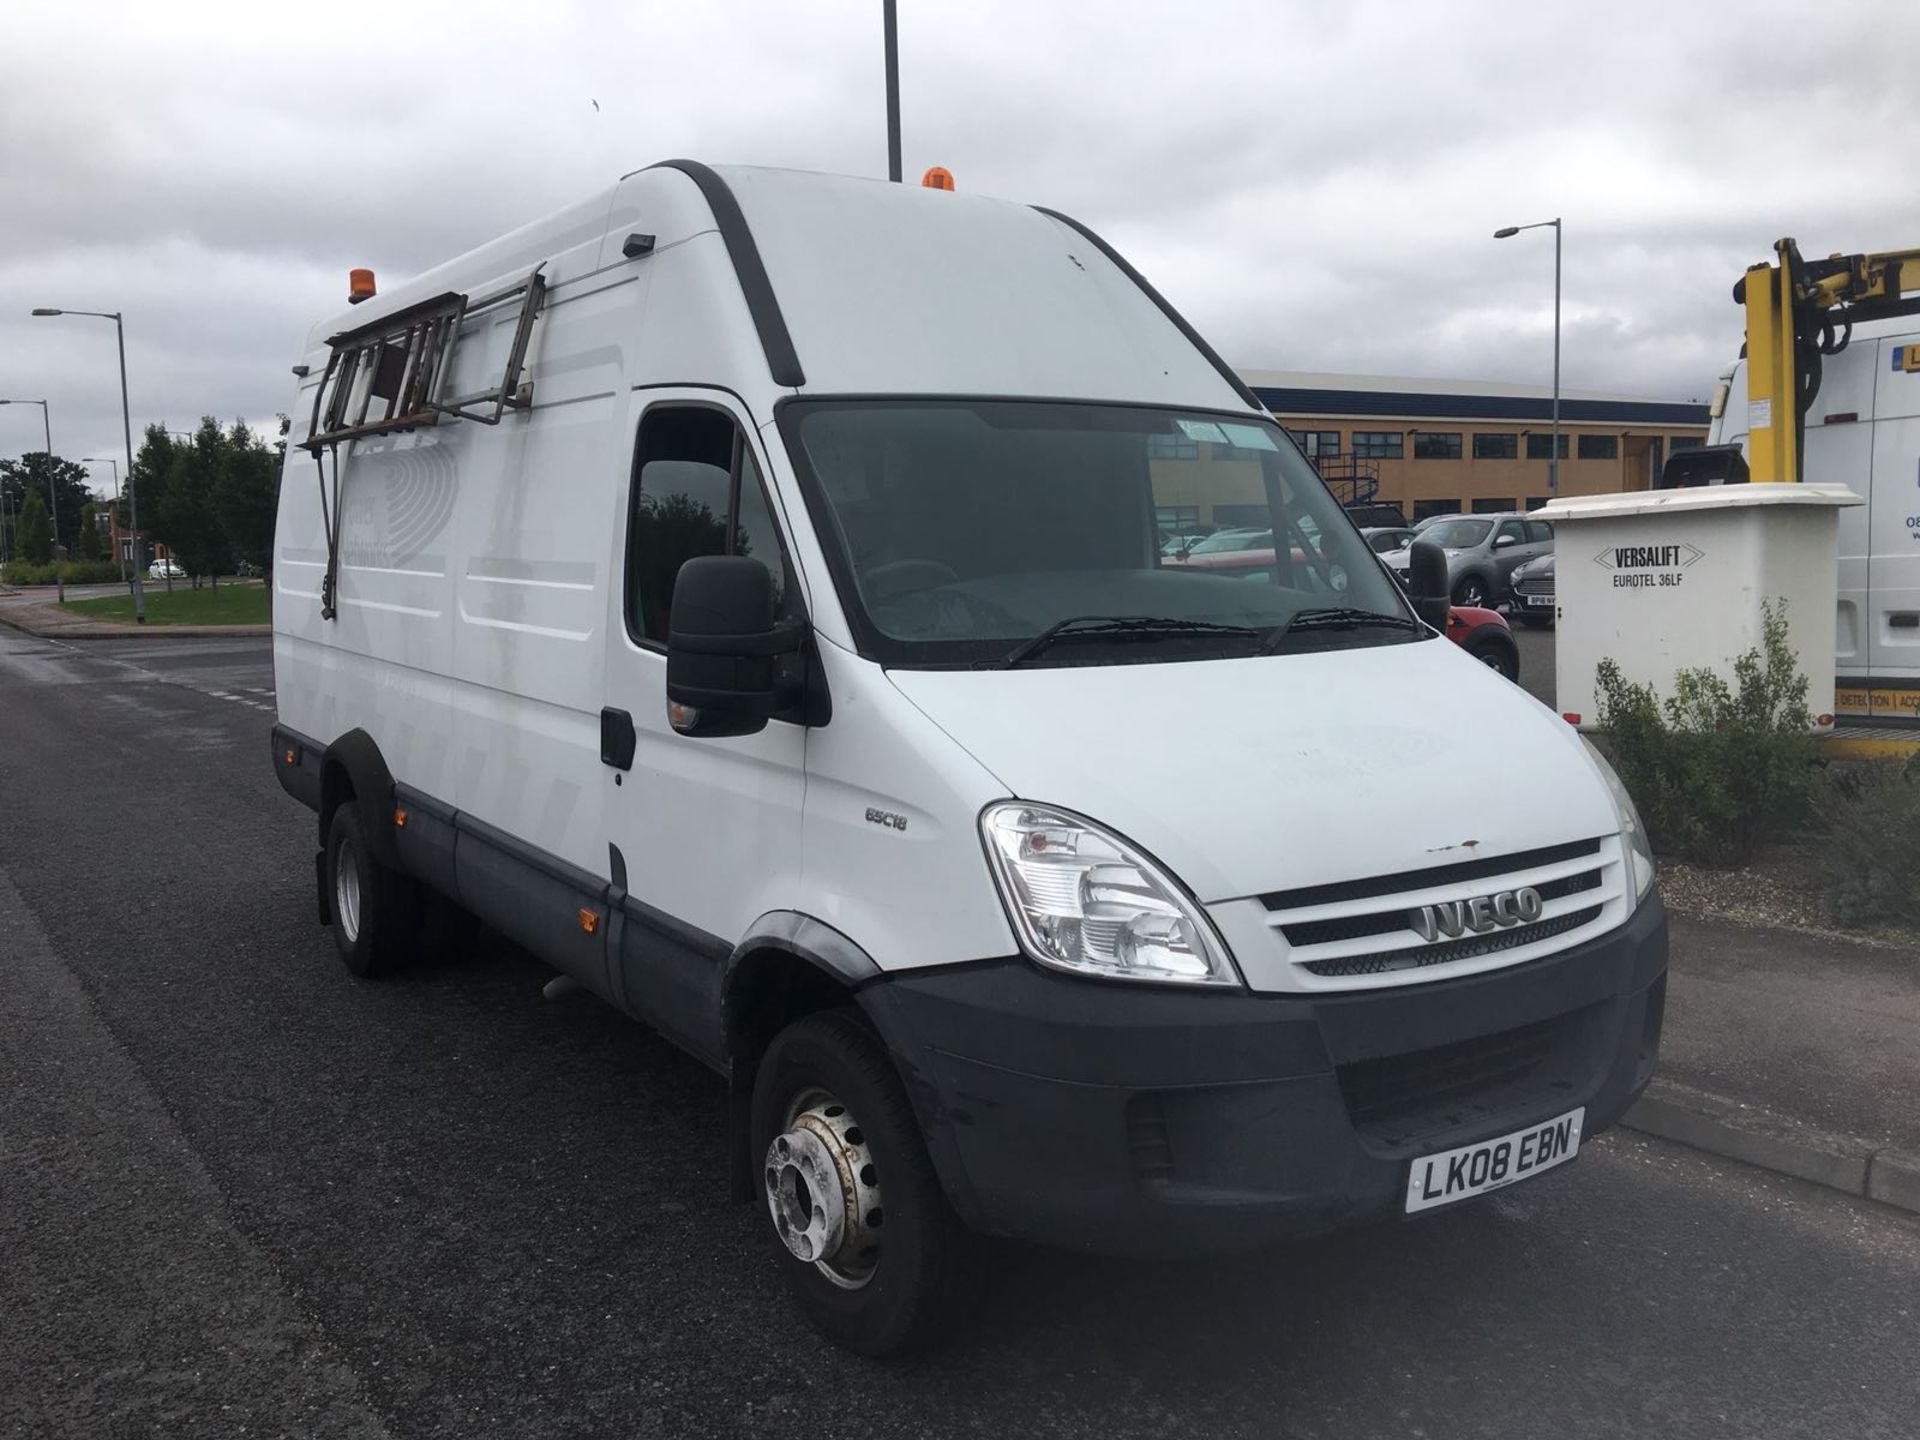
1510,551,1556,627
1448,604,1520,679
1383,513,1552,607
149,558,185,579
1342,500,1406,529
1360,525,1417,555
1158,531,1209,556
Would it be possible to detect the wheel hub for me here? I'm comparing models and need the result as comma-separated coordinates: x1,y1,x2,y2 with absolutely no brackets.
334,834,362,942
764,1094,883,1288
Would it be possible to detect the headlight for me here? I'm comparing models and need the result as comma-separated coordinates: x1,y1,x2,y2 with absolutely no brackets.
979,803,1241,987
1583,740,1655,901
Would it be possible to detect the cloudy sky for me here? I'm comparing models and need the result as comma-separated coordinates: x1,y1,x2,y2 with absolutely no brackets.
4,0,1917,495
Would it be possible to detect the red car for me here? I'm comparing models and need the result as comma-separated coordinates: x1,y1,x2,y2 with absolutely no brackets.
1446,604,1519,680
1166,545,1522,683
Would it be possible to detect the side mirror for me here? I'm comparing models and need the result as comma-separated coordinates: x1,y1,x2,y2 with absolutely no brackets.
1493,533,1518,549
1406,538,1451,631
666,555,805,738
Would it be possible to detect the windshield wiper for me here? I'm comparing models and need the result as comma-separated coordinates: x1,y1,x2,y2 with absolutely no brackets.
1260,606,1424,655
1004,615,1261,669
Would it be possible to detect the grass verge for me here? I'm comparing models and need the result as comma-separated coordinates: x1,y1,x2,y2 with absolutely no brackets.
60,582,270,626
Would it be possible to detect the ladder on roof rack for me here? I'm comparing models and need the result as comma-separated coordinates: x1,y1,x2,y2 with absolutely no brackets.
300,265,546,619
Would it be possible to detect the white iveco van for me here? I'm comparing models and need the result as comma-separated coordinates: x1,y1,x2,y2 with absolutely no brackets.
271,161,1666,1354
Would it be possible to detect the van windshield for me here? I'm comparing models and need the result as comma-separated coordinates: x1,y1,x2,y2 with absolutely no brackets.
780,399,1421,669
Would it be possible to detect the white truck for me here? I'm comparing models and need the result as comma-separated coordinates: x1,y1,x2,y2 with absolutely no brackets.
1689,331,1920,721
271,161,1666,1353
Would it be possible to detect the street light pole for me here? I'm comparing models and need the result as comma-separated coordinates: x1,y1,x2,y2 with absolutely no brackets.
83,456,127,584
32,307,145,621
0,398,62,601
1494,217,1563,493
883,0,902,182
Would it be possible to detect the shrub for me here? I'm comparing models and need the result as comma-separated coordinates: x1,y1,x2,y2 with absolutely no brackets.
1594,600,1817,865
1816,754,1920,928
2,559,129,586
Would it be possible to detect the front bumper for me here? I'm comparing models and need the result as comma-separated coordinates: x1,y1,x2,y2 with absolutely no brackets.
859,892,1667,1257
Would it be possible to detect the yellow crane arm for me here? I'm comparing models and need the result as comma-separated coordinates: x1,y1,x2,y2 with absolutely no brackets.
1737,239,1920,482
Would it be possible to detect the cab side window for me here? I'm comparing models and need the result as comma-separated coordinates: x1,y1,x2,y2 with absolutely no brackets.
627,405,791,646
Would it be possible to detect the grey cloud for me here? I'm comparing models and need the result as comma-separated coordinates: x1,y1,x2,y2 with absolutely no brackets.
4,0,1918,473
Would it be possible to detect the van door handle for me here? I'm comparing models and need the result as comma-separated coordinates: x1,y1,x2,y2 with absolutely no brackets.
600,707,636,770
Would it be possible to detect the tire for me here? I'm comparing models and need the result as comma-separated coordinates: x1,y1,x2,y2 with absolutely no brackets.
1518,614,1554,630
750,1009,963,1356
323,800,420,978
1467,637,1519,682
1453,574,1490,608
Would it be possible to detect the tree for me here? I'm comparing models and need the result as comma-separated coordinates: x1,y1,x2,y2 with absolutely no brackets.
0,453,91,554
130,424,182,575
159,419,229,586
77,502,103,560
17,491,52,565
214,420,280,577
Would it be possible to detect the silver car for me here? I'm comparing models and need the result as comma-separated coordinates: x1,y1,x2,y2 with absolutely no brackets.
1384,513,1553,607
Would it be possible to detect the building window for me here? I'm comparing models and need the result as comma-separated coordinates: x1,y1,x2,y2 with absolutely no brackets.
1286,429,1340,459
1412,498,1459,521
1670,435,1704,451
1524,495,1551,511
1212,442,1262,461
1155,505,1201,534
1471,497,1516,514
1525,433,1570,460
1578,434,1619,461
1473,433,1518,459
1352,431,1404,459
1147,433,1199,460
1413,431,1463,460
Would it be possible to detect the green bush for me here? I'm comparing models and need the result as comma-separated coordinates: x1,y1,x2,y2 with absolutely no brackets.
2,560,129,586
1595,601,1817,865
1816,754,1920,928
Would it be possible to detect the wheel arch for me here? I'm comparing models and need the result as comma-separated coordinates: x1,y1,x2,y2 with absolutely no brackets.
721,911,883,1077
318,728,401,870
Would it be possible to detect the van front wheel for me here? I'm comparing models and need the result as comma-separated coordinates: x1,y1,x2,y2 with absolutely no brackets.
323,801,418,978
750,1010,963,1355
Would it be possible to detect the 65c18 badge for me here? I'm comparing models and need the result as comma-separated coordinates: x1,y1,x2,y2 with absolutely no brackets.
1593,540,1704,589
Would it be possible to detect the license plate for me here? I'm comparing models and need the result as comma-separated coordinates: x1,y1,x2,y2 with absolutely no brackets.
1525,594,1554,608
1405,1107,1584,1213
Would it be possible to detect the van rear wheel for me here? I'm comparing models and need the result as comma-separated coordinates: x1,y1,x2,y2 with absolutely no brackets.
750,1010,963,1355
323,801,419,978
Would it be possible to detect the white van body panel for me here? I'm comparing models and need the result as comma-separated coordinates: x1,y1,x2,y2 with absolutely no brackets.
1707,326,1920,689
726,167,1246,409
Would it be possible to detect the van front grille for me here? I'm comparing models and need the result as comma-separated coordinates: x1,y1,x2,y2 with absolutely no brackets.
1281,868,1603,948
1303,905,1602,978
1260,838,1604,912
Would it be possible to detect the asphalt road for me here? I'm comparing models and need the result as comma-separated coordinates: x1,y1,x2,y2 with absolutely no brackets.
5,629,1918,1440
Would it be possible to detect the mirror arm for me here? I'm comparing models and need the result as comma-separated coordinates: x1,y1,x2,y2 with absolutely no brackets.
668,619,808,658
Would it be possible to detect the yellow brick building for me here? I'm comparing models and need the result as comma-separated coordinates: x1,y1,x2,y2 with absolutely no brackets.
1238,369,1711,521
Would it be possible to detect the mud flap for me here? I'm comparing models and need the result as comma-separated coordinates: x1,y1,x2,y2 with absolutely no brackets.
315,849,331,926
727,1076,755,1204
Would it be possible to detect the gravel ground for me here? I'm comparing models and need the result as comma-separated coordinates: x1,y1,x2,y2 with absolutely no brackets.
1657,844,1920,954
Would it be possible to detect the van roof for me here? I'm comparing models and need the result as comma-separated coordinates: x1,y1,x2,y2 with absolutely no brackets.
304,162,1257,414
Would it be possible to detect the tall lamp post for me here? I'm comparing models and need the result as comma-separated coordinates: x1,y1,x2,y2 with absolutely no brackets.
32,307,144,621
1494,217,1562,493
883,0,902,182
83,456,128,583
0,398,62,601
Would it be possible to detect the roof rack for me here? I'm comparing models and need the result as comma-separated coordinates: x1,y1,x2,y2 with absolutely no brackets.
300,266,545,618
